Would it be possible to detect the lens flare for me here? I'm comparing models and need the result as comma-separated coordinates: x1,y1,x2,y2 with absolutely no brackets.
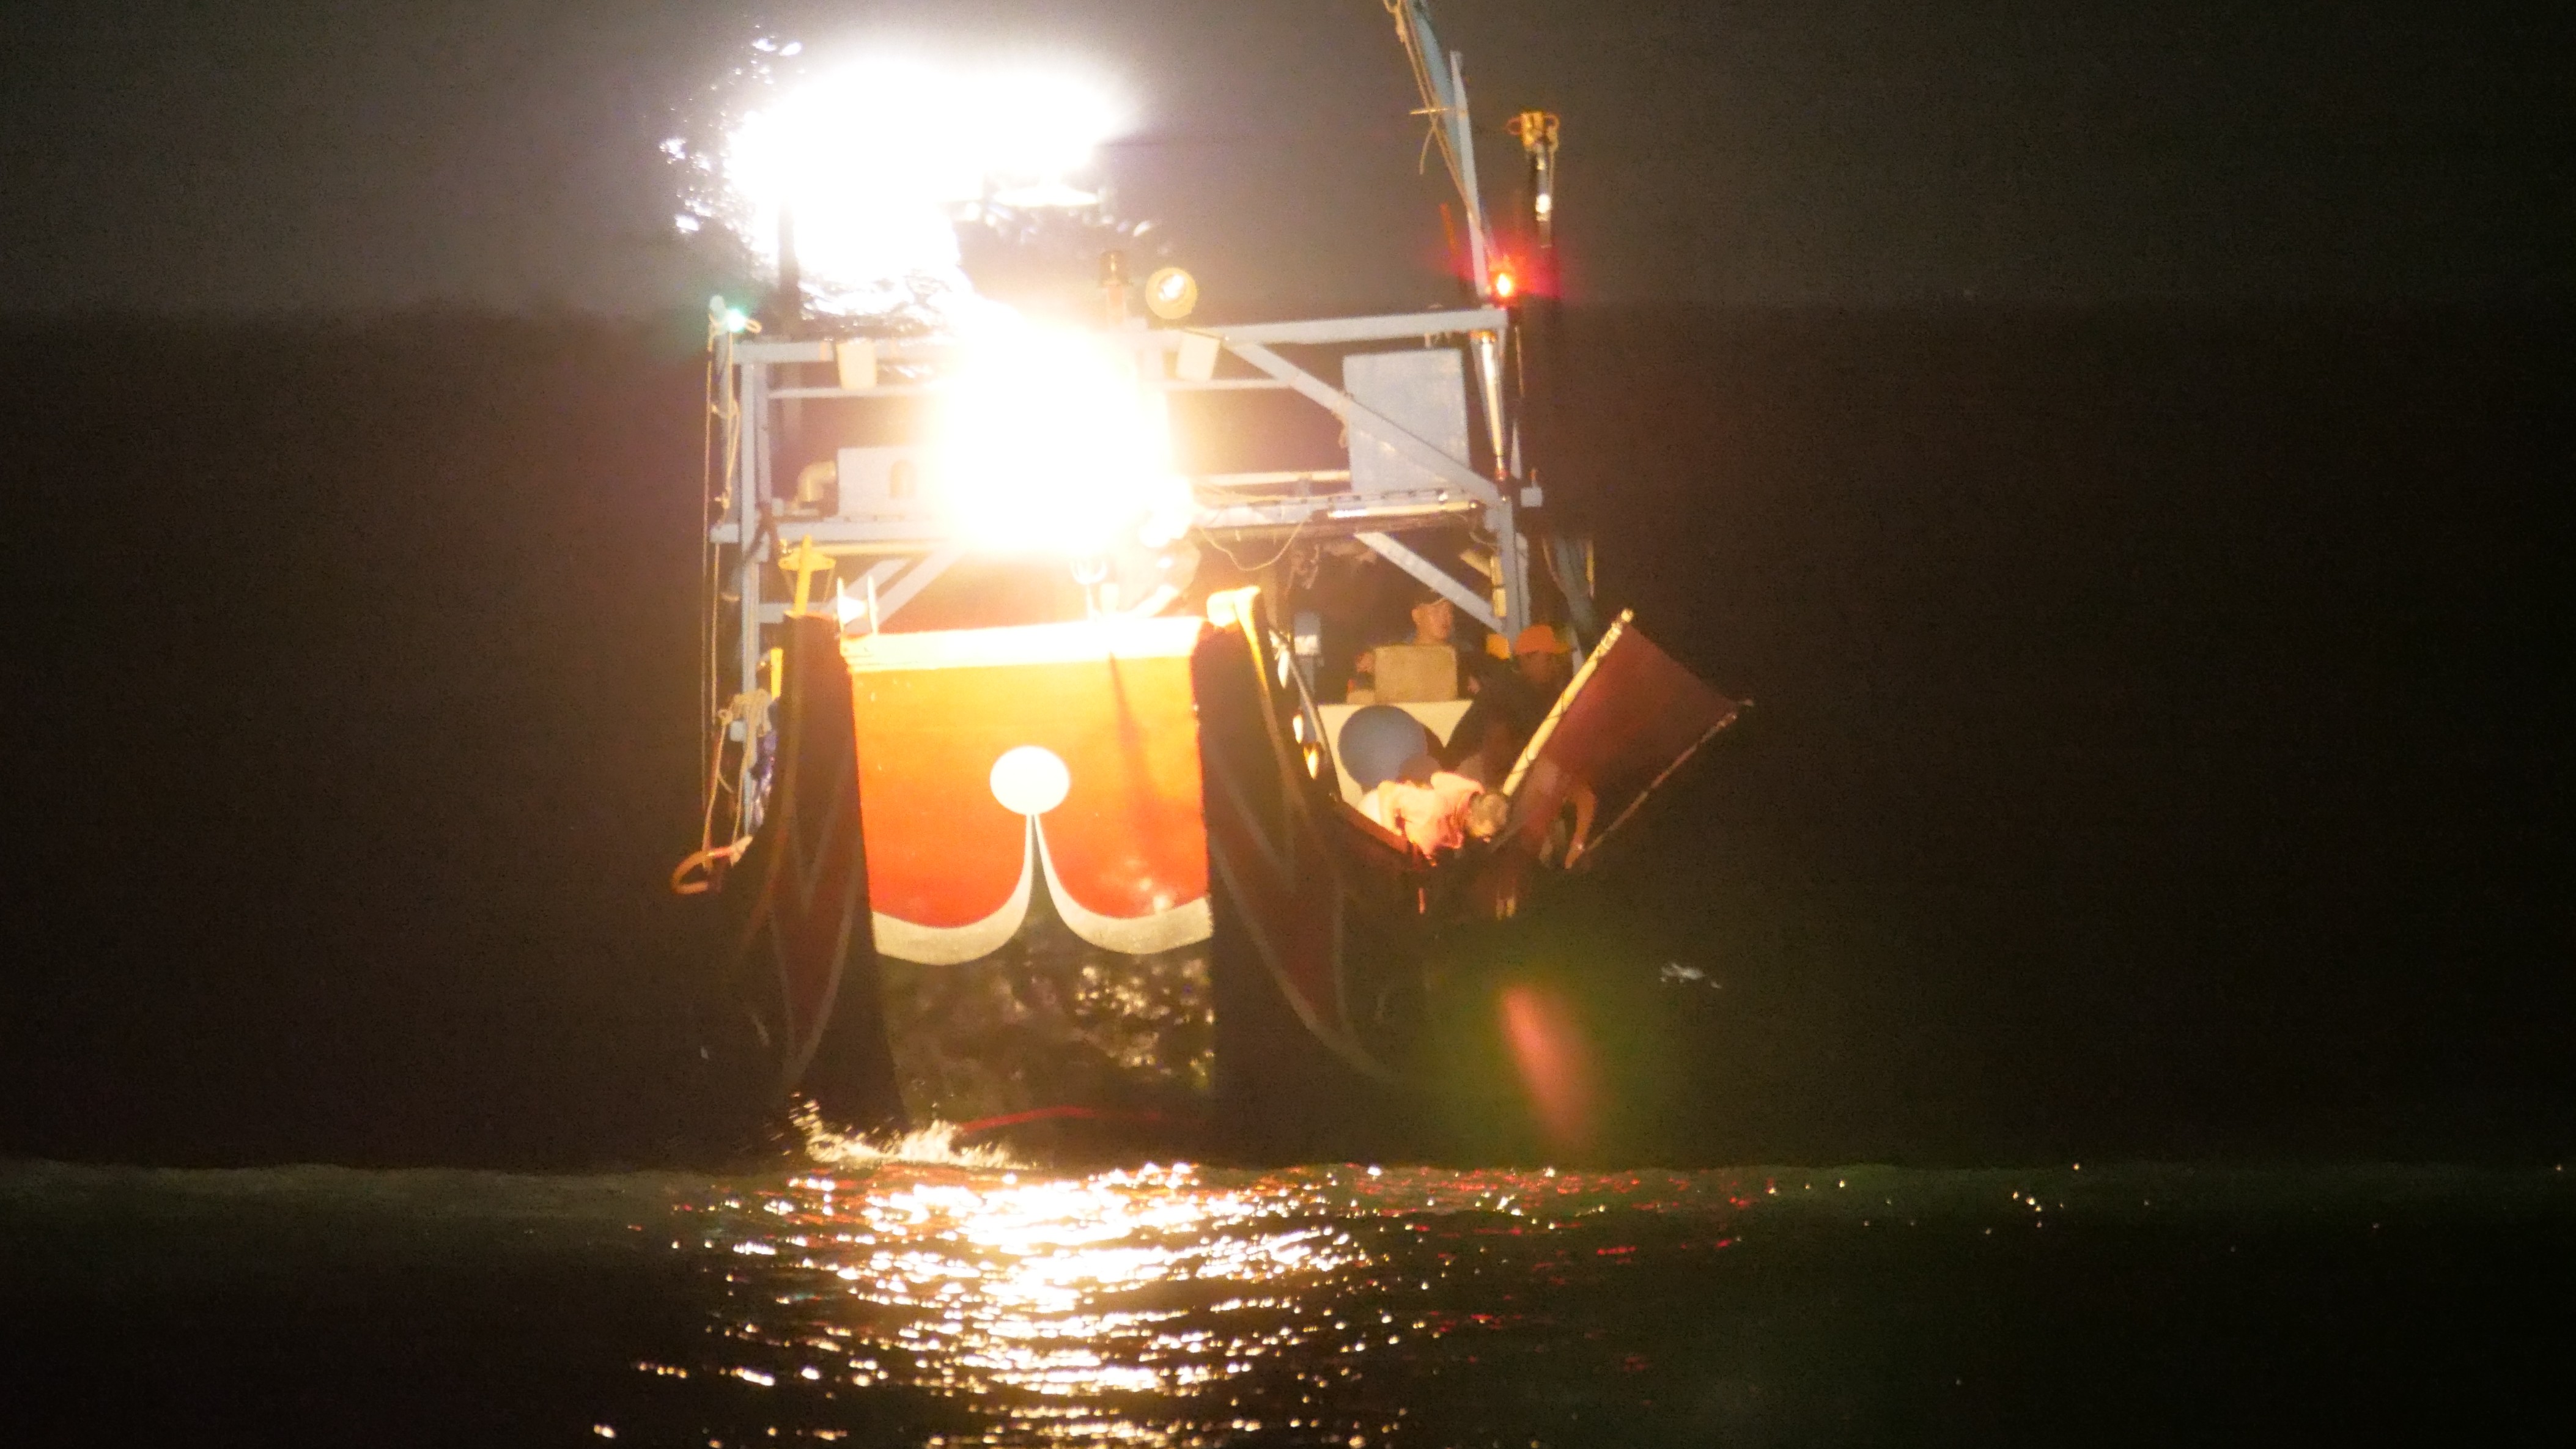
1499,983,1597,1154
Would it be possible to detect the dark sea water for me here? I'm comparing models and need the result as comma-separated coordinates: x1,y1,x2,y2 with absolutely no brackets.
5,1146,2570,1447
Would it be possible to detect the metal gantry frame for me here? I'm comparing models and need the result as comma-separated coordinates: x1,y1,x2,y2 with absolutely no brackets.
708,305,1546,731
707,0,1557,754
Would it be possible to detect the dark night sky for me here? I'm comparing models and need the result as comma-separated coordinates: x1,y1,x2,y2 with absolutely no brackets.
1,1,2564,315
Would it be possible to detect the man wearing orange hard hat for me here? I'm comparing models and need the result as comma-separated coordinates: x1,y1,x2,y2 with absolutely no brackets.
1443,621,1578,787
1511,622,1576,696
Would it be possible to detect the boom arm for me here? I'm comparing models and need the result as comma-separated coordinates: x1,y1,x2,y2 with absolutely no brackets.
1389,0,1496,300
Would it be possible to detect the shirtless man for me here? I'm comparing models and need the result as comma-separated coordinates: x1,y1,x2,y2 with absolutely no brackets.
1363,752,1507,859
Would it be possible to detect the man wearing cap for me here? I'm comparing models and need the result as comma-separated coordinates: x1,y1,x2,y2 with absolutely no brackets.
1349,595,1474,704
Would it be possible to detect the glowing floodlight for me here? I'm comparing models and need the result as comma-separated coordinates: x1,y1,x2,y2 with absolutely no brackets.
1144,266,1198,320
934,317,1187,556
992,180,1103,210
722,57,1127,310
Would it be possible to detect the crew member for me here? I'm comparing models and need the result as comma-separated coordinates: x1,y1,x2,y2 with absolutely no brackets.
1349,595,1471,702
1363,752,1507,859
1408,597,1460,652
1443,623,1574,785
1511,621,1576,695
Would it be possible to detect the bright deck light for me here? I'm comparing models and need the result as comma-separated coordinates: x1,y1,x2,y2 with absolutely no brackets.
934,319,1187,556
722,57,1126,309
1145,266,1199,320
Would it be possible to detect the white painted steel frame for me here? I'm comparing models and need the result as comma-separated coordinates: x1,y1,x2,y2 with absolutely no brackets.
713,307,1541,711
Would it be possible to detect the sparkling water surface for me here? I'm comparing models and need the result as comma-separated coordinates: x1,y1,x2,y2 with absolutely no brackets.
4,1146,2569,1446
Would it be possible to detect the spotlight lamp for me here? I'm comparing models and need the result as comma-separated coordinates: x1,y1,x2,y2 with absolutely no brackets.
1145,267,1199,321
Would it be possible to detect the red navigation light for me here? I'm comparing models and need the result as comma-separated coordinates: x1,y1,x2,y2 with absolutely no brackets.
1491,268,1519,301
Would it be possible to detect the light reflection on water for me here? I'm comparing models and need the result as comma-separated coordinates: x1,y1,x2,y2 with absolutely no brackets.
4,1159,2564,1445
606,1158,2576,1447
649,1153,1754,1447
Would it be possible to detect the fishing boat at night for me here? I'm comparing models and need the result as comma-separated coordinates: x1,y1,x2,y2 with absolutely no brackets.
676,2,1740,1160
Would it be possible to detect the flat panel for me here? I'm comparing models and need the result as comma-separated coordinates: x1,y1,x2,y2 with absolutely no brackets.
1343,349,1471,495
841,618,1212,940
834,446,939,522
1371,644,1460,703
1499,616,1741,852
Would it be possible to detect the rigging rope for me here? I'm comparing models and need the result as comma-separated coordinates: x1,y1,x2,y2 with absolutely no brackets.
697,304,751,867
1201,517,1309,575
671,691,764,895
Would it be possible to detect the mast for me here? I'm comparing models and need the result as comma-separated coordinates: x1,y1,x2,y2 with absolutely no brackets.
1387,1,1518,639
1388,1,1497,302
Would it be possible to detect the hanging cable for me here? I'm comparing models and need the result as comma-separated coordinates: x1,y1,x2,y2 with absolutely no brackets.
673,695,754,895
1201,518,1309,575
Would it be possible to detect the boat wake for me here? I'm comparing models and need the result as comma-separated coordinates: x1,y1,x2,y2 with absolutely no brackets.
788,1101,1024,1171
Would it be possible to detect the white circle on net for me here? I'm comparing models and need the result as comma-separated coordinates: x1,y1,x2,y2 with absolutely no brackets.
988,745,1071,816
